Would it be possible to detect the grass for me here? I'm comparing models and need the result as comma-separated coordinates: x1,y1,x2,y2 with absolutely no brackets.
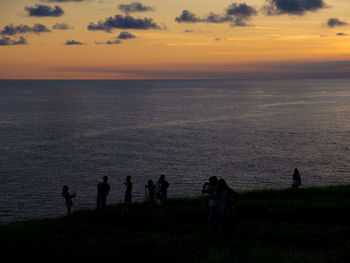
1,186,350,262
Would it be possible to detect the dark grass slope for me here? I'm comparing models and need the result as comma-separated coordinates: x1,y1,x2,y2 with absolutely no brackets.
1,186,350,262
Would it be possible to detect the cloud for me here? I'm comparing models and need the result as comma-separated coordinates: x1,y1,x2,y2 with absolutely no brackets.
117,31,136,39
0,36,27,46
327,18,348,28
88,15,161,32
262,0,327,16
52,23,74,30
201,13,232,23
175,10,201,23
65,40,84,45
175,3,257,27
1,24,51,36
95,39,122,45
226,3,258,26
25,5,64,17
183,29,195,33
43,0,84,2
118,2,155,14
336,32,348,36
95,31,136,45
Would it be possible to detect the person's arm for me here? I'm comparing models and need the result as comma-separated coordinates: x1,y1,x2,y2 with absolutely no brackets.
202,183,208,194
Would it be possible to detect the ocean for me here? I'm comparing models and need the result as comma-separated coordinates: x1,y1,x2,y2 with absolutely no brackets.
1,79,350,223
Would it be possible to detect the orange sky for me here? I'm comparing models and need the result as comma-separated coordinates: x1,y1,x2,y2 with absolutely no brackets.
0,0,350,79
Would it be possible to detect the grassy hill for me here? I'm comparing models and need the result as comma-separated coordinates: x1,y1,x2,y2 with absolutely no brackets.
1,186,350,262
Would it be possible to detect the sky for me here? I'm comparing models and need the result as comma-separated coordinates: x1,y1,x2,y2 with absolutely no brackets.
0,0,350,79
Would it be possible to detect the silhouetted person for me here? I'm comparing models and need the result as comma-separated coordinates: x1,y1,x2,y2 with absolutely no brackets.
217,179,238,235
145,179,156,207
123,176,132,214
157,174,169,203
292,168,301,189
202,176,219,230
62,185,76,217
97,176,110,211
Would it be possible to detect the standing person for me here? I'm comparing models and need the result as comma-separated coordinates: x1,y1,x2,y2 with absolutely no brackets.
97,176,110,211
145,179,156,207
157,174,169,203
292,168,301,189
62,185,76,217
217,179,238,235
123,176,132,214
202,176,219,230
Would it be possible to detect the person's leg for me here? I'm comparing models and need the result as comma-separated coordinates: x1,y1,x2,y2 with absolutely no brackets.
101,197,106,210
97,196,101,210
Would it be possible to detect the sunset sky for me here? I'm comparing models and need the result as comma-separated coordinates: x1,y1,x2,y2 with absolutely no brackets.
0,0,350,79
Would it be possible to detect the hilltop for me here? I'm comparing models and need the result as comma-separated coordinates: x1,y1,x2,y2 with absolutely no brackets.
1,186,350,262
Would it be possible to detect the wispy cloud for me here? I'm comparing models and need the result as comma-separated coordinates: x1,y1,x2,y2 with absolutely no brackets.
0,24,51,36
65,40,84,45
175,2,257,27
52,23,74,30
43,0,84,2
327,18,348,28
118,2,155,14
0,36,27,46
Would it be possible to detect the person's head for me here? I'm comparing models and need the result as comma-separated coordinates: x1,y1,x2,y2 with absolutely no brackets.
126,176,131,182
293,168,299,175
159,174,165,181
218,179,228,189
103,176,109,182
148,179,153,186
62,185,69,193
209,176,218,184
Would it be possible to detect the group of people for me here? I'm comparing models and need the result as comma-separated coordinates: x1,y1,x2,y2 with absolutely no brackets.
202,176,238,232
61,174,170,217
145,174,170,207
62,168,302,232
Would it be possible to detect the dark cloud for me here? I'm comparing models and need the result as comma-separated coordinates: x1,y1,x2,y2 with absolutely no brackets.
52,23,73,30
0,36,27,46
118,31,136,39
118,2,155,14
175,10,201,23
44,0,84,2
1,24,51,36
183,29,195,33
226,3,257,16
263,0,327,15
95,40,121,45
65,40,84,45
202,13,232,23
336,32,348,36
95,39,122,45
175,3,257,27
95,31,136,45
327,18,348,28
88,15,161,32
25,5,64,17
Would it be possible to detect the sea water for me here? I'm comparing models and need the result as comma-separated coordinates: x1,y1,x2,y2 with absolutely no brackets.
1,79,350,223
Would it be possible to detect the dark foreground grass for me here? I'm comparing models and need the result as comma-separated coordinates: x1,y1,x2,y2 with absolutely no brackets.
1,186,350,262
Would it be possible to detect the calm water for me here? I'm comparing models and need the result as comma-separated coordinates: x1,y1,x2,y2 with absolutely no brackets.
1,79,350,223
